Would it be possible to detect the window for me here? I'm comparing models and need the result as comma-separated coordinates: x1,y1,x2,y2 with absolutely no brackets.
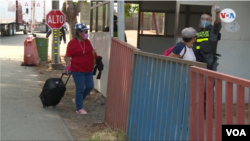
139,12,165,35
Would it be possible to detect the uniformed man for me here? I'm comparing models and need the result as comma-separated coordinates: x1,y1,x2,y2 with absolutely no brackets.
193,3,222,119
46,26,66,44
193,3,222,71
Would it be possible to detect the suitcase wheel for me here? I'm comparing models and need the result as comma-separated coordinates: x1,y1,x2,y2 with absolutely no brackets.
52,105,56,108
43,105,48,108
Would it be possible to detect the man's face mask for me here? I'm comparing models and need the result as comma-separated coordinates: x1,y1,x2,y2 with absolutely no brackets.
200,21,210,28
200,15,211,28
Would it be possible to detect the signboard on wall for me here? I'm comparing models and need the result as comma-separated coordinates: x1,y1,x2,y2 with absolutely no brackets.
225,22,240,32
220,8,236,23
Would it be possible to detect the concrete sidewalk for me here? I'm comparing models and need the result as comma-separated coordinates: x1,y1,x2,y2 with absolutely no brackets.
0,33,74,140
0,59,74,140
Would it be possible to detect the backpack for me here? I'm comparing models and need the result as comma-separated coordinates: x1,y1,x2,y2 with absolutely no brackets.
163,42,187,59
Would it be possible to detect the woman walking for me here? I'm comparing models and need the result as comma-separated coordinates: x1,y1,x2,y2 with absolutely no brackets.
65,23,97,115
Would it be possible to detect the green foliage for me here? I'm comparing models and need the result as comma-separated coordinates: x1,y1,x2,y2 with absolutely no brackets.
124,4,132,18
113,129,126,140
125,4,139,18
131,4,139,13
73,0,87,5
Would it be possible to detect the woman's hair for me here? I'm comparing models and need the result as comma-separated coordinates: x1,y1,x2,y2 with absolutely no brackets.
75,31,79,37
182,38,192,42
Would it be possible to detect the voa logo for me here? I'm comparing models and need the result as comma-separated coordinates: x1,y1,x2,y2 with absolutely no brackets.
220,8,236,23
226,129,246,136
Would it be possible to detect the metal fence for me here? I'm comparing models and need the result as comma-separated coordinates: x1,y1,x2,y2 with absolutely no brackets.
127,51,206,140
190,66,250,141
105,37,139,132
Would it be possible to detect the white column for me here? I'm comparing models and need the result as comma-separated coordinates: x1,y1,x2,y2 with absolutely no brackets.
174,1,180,45
117,0,125,41
109,0,114,38
31,0,36,34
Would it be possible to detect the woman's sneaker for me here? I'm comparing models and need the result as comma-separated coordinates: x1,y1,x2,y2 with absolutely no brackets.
72,99,75,104
76,108,87,115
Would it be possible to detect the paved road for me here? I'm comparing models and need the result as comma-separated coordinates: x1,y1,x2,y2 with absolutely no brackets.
0,32,74,140
0,31,68,59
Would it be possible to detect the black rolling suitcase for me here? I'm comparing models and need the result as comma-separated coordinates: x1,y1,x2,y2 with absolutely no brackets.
39,73,71,108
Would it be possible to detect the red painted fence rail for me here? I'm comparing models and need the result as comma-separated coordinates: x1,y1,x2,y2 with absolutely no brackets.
190,66,250,141
105,38,139,132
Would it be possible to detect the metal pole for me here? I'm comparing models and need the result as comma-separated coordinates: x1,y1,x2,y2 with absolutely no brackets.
164,12,167,36
95,2,98,32
141,12,143,34
117,0,125,41
152,13,159,35
162,13,165,35
137,2,141,48
90,1,93,32
109,0,114,38
49,0,63,70
31,0,35,34
107,3,110,28
102,4,106,32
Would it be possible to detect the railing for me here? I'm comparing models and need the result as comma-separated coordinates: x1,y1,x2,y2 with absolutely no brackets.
126,51,206,140
105,37,139,132
190,66,250,141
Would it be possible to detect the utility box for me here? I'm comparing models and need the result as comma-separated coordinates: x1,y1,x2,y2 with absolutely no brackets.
35,37,48,61
21,36,41,66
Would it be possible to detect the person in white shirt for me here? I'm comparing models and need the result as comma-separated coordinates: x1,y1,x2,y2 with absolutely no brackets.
169,27,197,62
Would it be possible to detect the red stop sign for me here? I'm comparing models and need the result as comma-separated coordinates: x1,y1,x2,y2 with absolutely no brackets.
46,10,65,29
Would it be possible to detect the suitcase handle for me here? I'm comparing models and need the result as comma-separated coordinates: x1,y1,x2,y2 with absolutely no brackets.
56,73,71,88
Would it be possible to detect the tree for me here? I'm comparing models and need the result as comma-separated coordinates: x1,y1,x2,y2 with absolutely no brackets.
61,0,87,40
125,4,139,18
124,4,132,18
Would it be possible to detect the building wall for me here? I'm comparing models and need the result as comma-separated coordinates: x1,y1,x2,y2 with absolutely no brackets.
180,1,250,103
89,1,249,103
138,1,250,103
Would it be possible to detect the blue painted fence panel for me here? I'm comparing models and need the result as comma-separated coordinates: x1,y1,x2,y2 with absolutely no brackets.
127,51,206,141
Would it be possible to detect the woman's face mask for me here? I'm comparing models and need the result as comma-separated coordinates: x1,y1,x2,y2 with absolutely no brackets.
81,30,88,39
83,33,88,39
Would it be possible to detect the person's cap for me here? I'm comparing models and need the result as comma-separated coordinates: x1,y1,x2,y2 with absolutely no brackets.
181,27,197,38
74,23,89,32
